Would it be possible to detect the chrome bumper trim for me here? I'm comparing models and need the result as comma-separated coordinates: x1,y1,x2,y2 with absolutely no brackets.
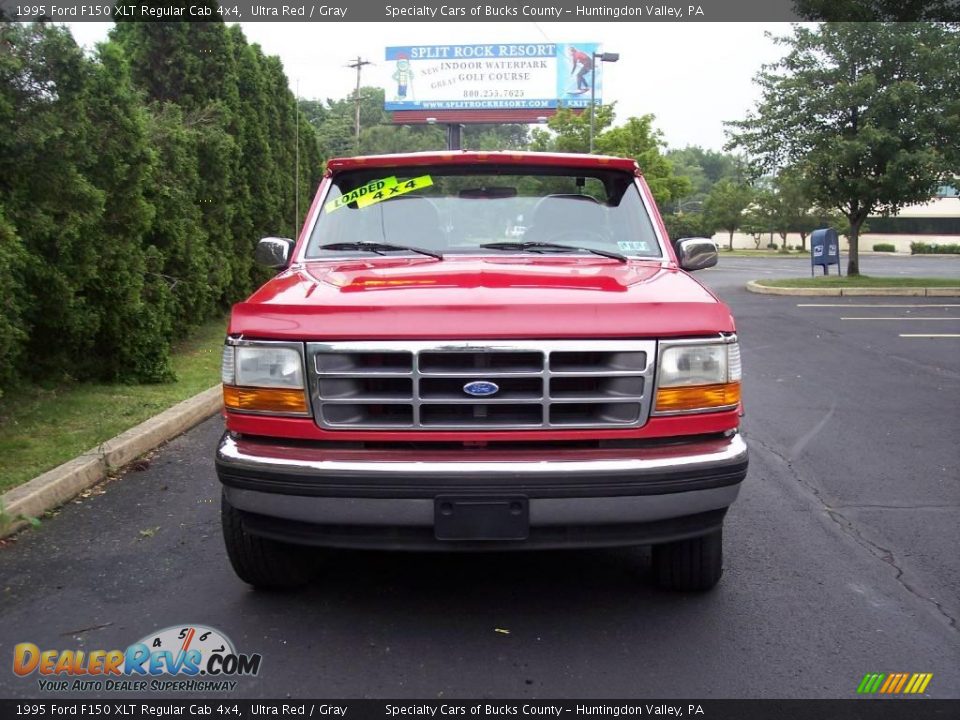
216,432,747,480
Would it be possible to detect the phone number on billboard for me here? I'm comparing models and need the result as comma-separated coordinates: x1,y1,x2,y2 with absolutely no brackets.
463,90,526,99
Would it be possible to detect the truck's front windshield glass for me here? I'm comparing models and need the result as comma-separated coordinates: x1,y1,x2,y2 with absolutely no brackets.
304,165,662,260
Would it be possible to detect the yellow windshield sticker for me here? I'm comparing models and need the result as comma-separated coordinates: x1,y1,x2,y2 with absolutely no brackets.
325,177,397,213
355,175,434,208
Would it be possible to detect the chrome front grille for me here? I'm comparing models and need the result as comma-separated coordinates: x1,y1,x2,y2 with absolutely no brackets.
306,340,657,430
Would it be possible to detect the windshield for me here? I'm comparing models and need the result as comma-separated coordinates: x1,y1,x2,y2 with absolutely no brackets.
304,166,663,260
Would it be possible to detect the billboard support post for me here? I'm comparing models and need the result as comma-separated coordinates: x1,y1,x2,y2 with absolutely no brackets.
446,124,462,151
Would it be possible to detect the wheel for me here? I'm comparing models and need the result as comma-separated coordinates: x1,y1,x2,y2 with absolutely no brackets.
652,528,723,592
220,493,317,589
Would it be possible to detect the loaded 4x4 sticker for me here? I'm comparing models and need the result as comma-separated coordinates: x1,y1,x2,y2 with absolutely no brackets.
356,175,434,208
325,175,435,212
324,176,396,212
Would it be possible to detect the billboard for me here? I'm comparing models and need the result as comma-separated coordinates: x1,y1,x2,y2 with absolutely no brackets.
383,43,603,114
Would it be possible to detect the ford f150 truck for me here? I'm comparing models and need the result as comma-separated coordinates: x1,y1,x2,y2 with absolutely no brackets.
216,151,747,591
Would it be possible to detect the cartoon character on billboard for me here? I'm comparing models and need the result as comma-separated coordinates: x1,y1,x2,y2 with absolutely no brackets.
568,46,593,95
392,53,414,101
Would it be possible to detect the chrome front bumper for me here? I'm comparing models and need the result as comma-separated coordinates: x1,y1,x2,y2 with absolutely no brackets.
216,432,748,549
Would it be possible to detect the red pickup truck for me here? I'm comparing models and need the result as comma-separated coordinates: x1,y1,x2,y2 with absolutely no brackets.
216,151,747,592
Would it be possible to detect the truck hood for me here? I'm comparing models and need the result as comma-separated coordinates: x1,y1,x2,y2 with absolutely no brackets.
230,256,734,339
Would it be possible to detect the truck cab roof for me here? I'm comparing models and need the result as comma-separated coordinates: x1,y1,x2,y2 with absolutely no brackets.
325,150,642,175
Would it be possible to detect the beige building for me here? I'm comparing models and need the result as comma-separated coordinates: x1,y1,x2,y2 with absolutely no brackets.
722,186,960,253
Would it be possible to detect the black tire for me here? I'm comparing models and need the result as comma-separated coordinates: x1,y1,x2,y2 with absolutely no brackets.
221,493,317,590
652,528,723,592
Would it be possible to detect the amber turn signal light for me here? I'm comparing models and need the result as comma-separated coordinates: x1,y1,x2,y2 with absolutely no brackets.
223,385,308,415
654,382,741,413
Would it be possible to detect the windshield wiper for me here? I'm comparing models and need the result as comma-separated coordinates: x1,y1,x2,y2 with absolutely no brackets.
479,241,627,263
319,241,443,260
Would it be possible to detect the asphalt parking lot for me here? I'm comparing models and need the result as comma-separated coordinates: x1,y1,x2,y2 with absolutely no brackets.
0,256,957,699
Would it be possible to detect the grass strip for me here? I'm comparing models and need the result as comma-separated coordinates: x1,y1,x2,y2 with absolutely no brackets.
0,317,226,494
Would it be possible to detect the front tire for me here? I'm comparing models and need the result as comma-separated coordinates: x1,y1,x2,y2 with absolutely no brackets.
221,493,317,589
652,528,723,592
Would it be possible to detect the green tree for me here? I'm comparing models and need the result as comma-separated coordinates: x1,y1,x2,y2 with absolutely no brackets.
769,169,825,251
79,39,174,382
112,20,243,300
0,23,106,381
296,104,323,230
597,115,691,204
463,123,530,150
665,146,741,199
308,86,389,159
740,188,779,248
0,21,321,393
530,105,615,153
793,0,959,21
359,124,444,155
0,207,27,393
531,106,690,205
703,179,755,250
141,103,217,336
661,212,716,241
0,23,177,384
727,22,960,275
740,170,821,250
303,87,532,158
259,54,322,238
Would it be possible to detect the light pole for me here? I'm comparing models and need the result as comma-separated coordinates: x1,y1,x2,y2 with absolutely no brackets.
589,51,619,153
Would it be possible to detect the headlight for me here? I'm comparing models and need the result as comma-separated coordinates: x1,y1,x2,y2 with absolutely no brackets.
234,346,304,388
221,341,309,415
654,340,741,414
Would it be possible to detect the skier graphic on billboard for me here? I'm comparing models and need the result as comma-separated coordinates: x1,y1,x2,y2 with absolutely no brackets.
567,46,593,96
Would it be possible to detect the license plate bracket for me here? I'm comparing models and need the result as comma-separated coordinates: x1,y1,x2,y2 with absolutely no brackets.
434,496,529,541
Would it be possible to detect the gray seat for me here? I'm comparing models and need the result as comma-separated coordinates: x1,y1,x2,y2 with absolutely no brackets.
376,196,445,250
525,194,608,244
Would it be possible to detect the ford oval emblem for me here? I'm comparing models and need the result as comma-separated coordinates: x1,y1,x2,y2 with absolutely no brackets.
463,380,499,397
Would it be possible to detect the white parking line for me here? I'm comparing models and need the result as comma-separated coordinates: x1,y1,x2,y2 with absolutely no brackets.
841,317,960,321
798,304,960,308
899,334,960,338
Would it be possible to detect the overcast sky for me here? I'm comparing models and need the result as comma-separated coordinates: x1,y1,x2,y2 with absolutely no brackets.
66,22,793,151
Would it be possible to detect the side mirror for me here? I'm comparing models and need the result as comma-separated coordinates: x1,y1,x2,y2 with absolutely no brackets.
255,237,295,269
676,238,718,272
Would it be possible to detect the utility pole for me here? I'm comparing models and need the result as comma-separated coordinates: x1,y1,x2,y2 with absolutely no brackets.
294,79,300,230
346,56,373,153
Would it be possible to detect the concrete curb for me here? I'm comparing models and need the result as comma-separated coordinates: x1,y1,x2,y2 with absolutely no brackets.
746,281,960,297
0,385,222,539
